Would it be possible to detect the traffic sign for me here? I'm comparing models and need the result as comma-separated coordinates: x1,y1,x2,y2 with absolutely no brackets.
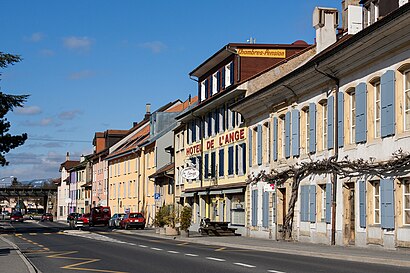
154,193,160,200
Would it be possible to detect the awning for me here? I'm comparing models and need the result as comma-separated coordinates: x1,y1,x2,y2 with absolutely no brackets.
181,192,195,197
209,190,223,195
197,191,208,196
222,188,243,194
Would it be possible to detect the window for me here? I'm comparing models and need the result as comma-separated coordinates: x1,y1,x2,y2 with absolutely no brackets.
320,184,326,222
374,81,381,137
218,149,224,177
228,146,234,175
235,143,246,175
263,122,270,163
305,108,310,152
322,102,328,150
225,62,232,88
212,72,218,95
373,181,380,224
349,90,356,144
219,106,225,133
404,179,410,225
210,152,216,178
404,70,410,131
280,115,286,159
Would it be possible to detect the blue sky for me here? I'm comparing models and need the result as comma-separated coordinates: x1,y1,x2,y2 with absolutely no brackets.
0,0,342,181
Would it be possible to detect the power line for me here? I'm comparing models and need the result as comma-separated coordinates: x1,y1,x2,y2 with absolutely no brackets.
28,138,90,143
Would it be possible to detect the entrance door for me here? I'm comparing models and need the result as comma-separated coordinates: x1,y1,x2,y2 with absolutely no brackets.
344,183,355,245
277,187,287,238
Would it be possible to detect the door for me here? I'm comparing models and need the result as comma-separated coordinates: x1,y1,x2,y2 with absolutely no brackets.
344,183,355,245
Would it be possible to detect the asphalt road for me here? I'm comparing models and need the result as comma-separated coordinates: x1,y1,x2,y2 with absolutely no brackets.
3,221,409,273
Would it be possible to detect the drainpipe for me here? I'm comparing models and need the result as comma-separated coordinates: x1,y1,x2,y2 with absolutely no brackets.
314,63,339,246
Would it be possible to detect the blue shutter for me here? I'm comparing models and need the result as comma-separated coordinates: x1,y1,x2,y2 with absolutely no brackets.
221,106,226,131
235,145,239,175
326,183,332,224
248,129,253,167
262,191,269,228
205,79,209,99
228,146,234,175
381,178,395,229
230,62,234,85
209,76,213,96
221,67,226,89
309,185,316,223
211,152,216,178
300,186,308,222
192,121,196,142
328,96,334,149
285,112,291,158
338,92,344,147
273,117,278,161
356,83,367,143
291,109,300,157
197,156,202,179
359,180,366,228
252,189,258,226
207,112,212,137
218,149,224,177
241,143,246,175
215,109,219,133
381,70,395,138
216,71,221,92
204,154,209,178
309,103,316,153
257,124,262,165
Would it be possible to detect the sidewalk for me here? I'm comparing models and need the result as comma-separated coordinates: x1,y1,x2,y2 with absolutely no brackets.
116,228,410,268
0,232,37,273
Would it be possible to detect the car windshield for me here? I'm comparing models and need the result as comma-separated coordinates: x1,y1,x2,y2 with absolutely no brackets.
12,212,22,216
129,213,143,218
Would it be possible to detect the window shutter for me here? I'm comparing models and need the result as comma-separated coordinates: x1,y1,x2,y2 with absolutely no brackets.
230,62,234,85
273,117,278,161
328,96,334,149
228,146,234,175
309,185,316,223
359,180,366,228
338,92,344,147
326,183,332,224
221,67,226,89
192,121,196,142
211,152,216,178
197,156,202,179
209,76,213,95
241,143,246,175
309,103,317,153
300,185,308,222
356,83,367,143
291,109,300,157
257,124,262,165
235,145,239,175
216,71,221,92
249,129,253,167
205,79,209,99
207,112,212,137
204,154,209,178
252,189,258,226
285,112,291,158
218,149,224,177
221,106,226,132
381,178,395,229
262,191,269,228
381,70,395,138
215,109,219,133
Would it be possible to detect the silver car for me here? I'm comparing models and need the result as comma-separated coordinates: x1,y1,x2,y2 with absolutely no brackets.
109,213,125,228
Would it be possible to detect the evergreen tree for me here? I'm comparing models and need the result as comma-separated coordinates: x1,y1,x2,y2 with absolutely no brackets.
0,52,29,166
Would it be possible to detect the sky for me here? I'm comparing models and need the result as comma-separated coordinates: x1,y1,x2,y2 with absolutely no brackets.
0,0,342,181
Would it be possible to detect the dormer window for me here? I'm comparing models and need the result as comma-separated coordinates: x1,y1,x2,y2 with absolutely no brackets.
225,62,234,88
200,81,206,101
212,72,218,95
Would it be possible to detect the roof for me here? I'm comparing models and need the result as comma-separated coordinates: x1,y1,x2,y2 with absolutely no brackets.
149,162,175,179
59,160,80,172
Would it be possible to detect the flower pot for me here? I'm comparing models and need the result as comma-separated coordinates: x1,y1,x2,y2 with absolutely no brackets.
180,230,189,237
159,227,166,235
165,226,179,236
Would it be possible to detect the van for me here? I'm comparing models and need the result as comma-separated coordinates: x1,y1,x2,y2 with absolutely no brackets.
89,206,111,226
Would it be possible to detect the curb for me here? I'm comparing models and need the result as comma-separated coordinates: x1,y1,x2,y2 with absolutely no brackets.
113,229,410,268
0,236,42,273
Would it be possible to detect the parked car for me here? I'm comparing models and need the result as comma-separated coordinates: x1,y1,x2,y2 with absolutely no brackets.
119,213,145,230
89,206,111,226
78,213,90,225
10,211,24,222
41,213,53,222
108,213,125,228
66,212,81,223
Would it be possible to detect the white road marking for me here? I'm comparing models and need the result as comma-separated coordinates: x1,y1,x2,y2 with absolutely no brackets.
206,257,226,262
139,244,148,248
128,243,136,246
167,250,179,254
233,262,256,268
268,270,286,273
185,253,199,257
151,247,163,251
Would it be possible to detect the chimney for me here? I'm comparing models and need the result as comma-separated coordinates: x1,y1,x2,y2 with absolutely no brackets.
313,7,339,54
341,0,360,30
133,121,138,127
80,154,85,162
66,152,70,161
144,103,151,120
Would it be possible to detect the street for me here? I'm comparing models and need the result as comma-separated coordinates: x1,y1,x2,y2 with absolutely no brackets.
1,221,408,273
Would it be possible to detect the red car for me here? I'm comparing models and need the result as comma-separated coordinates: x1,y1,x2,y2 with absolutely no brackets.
78,213,90,225
89,206,111,227
41,213,53,222
120,213,145,230
10,211,24,222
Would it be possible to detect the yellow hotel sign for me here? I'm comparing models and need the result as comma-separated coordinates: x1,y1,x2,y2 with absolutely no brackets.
237,48,286,58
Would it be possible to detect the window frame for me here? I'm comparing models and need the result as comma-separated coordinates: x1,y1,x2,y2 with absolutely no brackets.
403,178,410,225
404,70,410,132
373,181,381,225
374,80,381,137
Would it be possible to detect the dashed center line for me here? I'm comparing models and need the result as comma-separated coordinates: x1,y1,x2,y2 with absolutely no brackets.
167,250,179,254
234,262,256,268
206,257,226,262
185,253,198,257
139,245,148,248
151,247,163,251
268,270,286,273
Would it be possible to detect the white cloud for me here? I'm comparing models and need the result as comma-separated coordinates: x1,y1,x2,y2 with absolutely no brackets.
63,36,93,51
139,41,167,53
68,70,95,80
21,117,54,127
26,32,45,42
14,106,42,115
39,49,55,57
58,110,82,120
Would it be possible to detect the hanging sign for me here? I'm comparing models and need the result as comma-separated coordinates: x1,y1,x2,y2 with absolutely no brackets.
181,167,199,180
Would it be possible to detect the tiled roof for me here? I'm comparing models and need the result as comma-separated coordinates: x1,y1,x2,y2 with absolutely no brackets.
59,160,80,172
149,162,175,179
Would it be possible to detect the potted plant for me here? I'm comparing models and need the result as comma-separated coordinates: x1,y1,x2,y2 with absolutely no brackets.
154,206,168,234
165,206,179,236
179,206,192,237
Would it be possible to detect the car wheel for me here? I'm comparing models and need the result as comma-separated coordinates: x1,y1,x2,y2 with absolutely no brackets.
141,226,144,230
